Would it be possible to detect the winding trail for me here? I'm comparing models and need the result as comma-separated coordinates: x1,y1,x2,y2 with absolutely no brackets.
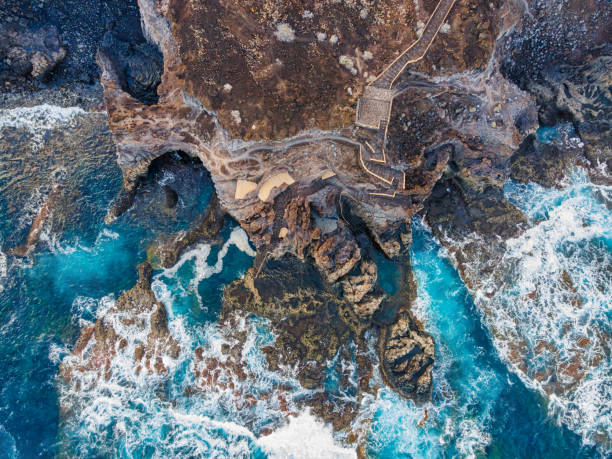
356,0,457,197
230,0,457,204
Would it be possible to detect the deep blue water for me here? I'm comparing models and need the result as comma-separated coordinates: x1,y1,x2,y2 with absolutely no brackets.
366,220,599,458
0,108,609,457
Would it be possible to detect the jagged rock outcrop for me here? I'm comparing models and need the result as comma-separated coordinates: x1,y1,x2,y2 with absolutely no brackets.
86,0,611,447
0,24,65,83
93,0,533,414
542,54,611,184
9,183,63,257
151,192,226,268
382,313,434,403
60,262,180,387
341,260,380,317
499,0,611,184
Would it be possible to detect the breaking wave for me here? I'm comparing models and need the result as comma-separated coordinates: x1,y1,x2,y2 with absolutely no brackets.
497,169,611,448
363,221,502,458
0,250,6,292
257,412,356,459
57,223,352,457
0,104,88,151
446,168,612,450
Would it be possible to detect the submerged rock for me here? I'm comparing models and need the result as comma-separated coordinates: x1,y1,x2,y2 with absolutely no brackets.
163,185,178,208
60,262,181,386
9,183,63,257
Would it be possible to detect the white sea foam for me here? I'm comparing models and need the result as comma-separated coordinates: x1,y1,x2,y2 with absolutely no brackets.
158,169,176,186
98,228,119,241
48,342,70,365
0,104,87,151
59,237,315,459
257,411,357,459
152,226,255,308
60,226,319,455
0,313,16,336
359,220,502,458
59,312,299,456
0,251,7,292
37,226,119,258
443,169,612,449
15,187,46,235
71,294,115,323
455,419,491,458
0,104,86,130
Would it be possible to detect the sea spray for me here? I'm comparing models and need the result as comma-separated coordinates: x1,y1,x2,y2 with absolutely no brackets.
57,222,354,457
421,167,611,452
152,226,256,310
0,251,7,292
257,411,357,459
362,219,597,458
0,105,90,152
363,221,501,458
489,169,612,447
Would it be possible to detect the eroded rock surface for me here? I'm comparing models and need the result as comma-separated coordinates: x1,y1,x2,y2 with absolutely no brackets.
95,0,528,414
77,0,612,445
0,24,66,82
151,191,227,268
60,263,181,388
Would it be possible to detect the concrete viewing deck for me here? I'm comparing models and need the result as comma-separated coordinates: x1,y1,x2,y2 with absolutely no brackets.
355,86,394,130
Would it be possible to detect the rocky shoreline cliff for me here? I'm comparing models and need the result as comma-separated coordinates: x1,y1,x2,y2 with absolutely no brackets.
2,0,610,450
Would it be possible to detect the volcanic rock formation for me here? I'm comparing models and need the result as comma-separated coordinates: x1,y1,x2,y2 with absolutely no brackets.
61,262,181,387
63,0,612,444
95,0,528,408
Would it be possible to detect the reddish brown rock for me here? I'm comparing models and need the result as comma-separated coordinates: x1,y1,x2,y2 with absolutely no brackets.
9,183,63,257
60,262,180,387
312,230,361,283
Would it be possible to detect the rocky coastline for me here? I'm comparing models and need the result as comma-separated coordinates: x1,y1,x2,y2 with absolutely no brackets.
3,0,610,450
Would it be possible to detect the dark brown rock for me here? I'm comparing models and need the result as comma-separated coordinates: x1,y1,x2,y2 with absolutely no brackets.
0,24,66,82
153,192,226,268
380,313,434,404
163,185,178,208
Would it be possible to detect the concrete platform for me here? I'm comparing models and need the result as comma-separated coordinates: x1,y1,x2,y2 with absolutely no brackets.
355,87,394,129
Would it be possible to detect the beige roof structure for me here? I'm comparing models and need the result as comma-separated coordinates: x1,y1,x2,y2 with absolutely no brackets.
258,172,295,201
234,179,257,199
321,170,336,180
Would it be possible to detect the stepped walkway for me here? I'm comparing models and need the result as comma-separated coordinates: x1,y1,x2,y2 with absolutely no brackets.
356,0,457,197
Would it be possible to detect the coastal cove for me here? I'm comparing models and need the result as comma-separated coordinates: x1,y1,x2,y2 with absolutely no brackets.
0,104,608,456
1,0,611,455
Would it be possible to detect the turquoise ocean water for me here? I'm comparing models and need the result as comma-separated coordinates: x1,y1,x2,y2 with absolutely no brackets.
0,108,609,457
